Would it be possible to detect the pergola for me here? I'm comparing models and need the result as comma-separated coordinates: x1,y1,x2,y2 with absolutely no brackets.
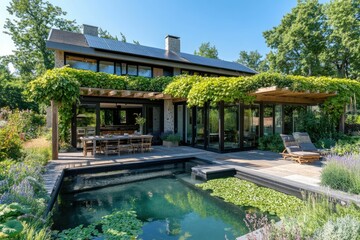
51,86,337,159
250,86,337,105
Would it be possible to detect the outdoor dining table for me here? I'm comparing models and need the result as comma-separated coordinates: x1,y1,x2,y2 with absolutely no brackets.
81,134,153,156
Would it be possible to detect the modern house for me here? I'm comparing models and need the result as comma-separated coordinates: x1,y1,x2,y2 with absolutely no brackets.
47,24,335,154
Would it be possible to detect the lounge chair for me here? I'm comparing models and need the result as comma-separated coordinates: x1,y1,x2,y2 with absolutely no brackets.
280,134,320,164
293,132,330,155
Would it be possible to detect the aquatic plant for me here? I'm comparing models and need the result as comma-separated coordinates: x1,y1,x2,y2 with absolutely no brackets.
197,177,304,217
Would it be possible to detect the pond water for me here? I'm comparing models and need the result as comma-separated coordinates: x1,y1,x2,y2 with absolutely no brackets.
53,174,252,239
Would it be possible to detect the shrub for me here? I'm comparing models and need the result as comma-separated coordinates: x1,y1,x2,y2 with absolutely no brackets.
313,215,360,240
160,131,181,143
0,121,23,161
321,154,360,194
331,136,360,155
258,134,283,152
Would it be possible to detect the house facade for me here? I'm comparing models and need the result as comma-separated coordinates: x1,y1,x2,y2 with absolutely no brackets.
47,24,332,153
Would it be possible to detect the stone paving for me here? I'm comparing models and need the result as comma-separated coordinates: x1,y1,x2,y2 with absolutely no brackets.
43,146,324,196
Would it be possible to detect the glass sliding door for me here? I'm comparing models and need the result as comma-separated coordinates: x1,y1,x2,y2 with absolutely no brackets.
194,107,205,147
186,107,193,145
275,105,283,134
224,105,240,150
243,104,260,148
263,105,274,136
208,106,220,150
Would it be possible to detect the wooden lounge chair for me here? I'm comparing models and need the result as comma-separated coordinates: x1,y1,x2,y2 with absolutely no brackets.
280,134,320,164
293,132,330,155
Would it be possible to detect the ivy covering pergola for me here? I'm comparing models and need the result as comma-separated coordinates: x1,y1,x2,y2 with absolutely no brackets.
29,68,360,159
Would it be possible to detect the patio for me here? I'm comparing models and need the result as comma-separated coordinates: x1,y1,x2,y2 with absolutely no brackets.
43,146,323,193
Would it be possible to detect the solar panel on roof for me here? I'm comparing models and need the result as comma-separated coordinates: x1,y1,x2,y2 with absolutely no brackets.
85,35,186,62
180,53,257,74
83,34,256,74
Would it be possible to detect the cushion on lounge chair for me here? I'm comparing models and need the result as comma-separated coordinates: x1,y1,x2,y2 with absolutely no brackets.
286,146,302,153
299,142,318,152
291,151,319,157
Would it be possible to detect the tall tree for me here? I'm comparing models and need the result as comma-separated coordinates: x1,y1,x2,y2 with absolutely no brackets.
0,57,36,110
324,0,360,79
237,50,269,72
4,0,79,80
263,0,329,76
98,28,118,40
194,42,219,59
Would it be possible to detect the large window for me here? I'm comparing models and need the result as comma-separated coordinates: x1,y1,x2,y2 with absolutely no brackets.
243,105,260,148
138,66,152,77
127,65,138,76
224,105,240,149
208,107,219,150
66,55,162,77
99,61,114,74
263,105,274,136
115,63,122,76
66,56,97,71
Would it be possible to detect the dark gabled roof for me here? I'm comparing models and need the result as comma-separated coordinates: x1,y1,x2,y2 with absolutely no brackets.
47,29,257,74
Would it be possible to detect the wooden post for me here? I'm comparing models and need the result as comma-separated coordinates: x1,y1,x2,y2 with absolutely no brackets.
51,100,59,160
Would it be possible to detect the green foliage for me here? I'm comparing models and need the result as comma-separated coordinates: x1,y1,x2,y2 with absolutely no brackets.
0,114,23,161
55,210,143,240
4,0,79,79
29,67,172,143
263,0,360,79
331,136,360,155
197,177,304,218
100,210,143,239
164,72,360,120
313,215,360,240
0,219,24,238
194,42,219,59
0,108,46,160
55,224,99,240
258,134,283,152
23,146,51,166
134,113,146,126
237,50,269,72
325,0,360,79
263,0,328,76
321,155,360,194
282,196,360,238
161,131,181,142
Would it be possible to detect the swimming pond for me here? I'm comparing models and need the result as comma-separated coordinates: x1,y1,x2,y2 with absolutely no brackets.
52,158,264,239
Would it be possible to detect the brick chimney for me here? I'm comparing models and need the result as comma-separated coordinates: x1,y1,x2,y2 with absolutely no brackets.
165,35,180,53
82,24,98,36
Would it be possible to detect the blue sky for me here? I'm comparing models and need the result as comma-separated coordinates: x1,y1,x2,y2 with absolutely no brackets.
0,0,328,62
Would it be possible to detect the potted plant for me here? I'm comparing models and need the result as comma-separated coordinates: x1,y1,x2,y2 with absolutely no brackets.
161,131,181,147
134,113,146,134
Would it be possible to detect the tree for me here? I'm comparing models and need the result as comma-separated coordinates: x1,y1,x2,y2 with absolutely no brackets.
4,0,79,80
237,50,269,72
98,28,118,40
263,0,329,76
0,58,37,110
194,42,219,59
324,0,360,79
98,28,140,45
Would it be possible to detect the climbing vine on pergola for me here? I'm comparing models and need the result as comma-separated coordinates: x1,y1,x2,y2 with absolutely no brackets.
29,68,360,144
